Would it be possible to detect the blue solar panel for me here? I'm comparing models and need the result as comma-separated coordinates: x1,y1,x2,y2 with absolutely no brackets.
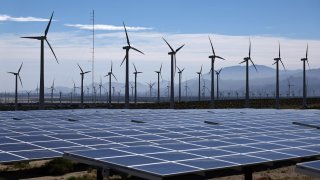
216,154,267,165
100,155,164,166
0,109,319,179
147,152,201,161
0,152,25,163
115,145,170,154
13,149,61,159
133,162,200,176
296,160,320,178
180,158,237,169
248,151,295,161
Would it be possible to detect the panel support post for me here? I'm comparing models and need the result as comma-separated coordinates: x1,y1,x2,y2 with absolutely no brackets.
97,167,110,180
244,169,253,180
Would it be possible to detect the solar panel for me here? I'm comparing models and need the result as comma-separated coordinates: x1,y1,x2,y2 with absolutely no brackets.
0,109,319,179
296,160,320,178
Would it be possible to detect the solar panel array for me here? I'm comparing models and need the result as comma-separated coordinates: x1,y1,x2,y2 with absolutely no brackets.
0,109,319,178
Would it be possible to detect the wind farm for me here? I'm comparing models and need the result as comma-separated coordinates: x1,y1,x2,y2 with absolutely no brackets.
0,1,320,180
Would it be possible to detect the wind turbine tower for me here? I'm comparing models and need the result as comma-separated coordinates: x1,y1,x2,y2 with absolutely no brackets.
196,65,203,101
273,42,286,109
208,36,225,107
133,63,142,104
8,63,23,111
301,44,310,108
121,22,144,109
77,64,91,107
163,38,184,108
21,12,58,109
177,67,185,102
239,39,257,108
155,64,163,103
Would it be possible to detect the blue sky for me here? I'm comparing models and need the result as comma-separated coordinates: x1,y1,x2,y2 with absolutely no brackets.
0,0,319,91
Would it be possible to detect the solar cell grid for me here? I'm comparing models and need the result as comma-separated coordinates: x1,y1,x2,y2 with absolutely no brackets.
0,109,319,179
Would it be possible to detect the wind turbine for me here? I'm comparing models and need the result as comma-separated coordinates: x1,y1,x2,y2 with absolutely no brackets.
163,38,184,109
49,80,55,103
121,22,144,108
26,90,31,104
105,62,117,107
239,39,257,108
72,80,79,103
273,42,286,109
215,68,222,100
21,12,58,109
208,36,225,107
8,62,23,110
196,65,203,101
77,64,91,107
133,63,142,104
177,67,185,102
287,79,294,97
147,82,156,98
130,83,134,97
301,44,310,108
155,64,163,103
184,80,189,98
98,77,103,102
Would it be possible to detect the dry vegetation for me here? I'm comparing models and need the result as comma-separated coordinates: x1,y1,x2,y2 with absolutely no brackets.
0,159,317,180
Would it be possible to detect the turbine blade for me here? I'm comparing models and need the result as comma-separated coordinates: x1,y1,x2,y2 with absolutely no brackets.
181,68,185,72
18,62,23,73
45,12,54,37
45,39,59,64
175,44,185,53
208,35,215,55
272,61,277,65
111,61,113,72
200,65,202,74
7,72,15,75
280,59,286,71
160,63,162,72
239,59,246,64
131,46,144,55
215,56,225,60
112,73,118,81
306,60,310,70
84,71,91,74
77,64,84,73
120,55,126,66
250,59,258,72
162,37,174,52
248,38,251,58
133,63,137,72
177,66,181,72
278,41,281,58
18,75,23,87
123,22,130,46
21,36,42,40
306,43,308,59
173,55,177,76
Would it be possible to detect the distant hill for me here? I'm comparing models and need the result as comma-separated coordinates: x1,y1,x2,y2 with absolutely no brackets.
29,65,319,97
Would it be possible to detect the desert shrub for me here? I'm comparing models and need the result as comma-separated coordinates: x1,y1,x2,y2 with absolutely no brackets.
43,158,74,175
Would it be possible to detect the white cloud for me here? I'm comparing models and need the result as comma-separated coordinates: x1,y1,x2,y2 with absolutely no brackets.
64,24,152,31
0,14,49,22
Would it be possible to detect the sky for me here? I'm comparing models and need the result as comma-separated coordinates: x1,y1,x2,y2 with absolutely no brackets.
0,0,319,92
